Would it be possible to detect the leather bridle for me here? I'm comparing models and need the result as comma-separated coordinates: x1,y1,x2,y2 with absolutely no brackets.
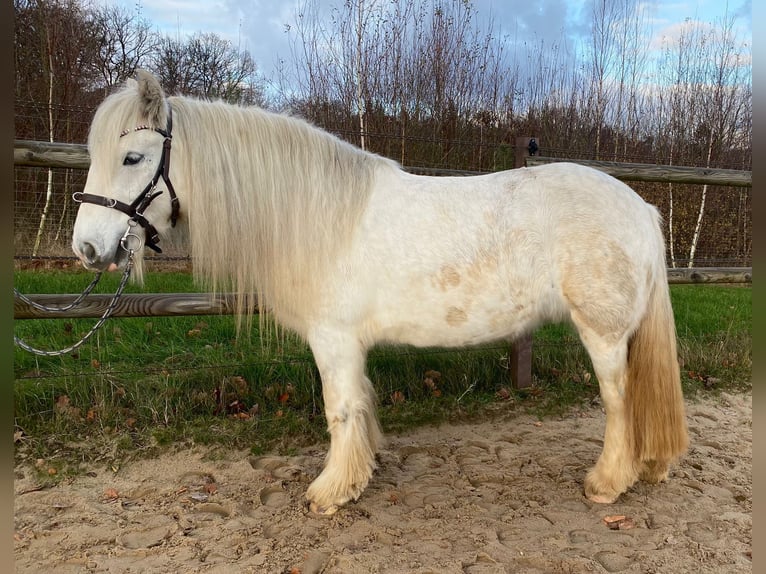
73,105,180,253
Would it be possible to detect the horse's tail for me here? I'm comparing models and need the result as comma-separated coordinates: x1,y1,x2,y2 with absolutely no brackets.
624,229,688,471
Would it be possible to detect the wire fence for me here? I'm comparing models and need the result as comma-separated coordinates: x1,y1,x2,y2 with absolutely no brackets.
13,139,752,268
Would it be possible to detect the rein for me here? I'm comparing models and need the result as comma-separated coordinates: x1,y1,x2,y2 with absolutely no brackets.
14,251,135,357
72,104,180,253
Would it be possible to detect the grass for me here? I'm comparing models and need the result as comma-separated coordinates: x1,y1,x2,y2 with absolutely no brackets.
13,268,752,482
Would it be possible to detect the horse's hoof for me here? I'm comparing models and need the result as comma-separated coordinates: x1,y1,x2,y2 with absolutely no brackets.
586,492,619,504
308,501,339,516
584,475,621,504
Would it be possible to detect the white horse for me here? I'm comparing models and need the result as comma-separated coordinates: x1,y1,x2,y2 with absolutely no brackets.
72,70,687,514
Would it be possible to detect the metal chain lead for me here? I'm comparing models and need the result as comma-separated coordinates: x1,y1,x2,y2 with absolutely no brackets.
14,252,134,357
14,272,103,312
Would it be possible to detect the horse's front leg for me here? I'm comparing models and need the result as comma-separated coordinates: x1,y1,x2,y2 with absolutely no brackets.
305,327,383,515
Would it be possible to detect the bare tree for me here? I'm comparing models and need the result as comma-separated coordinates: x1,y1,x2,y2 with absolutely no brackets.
90,2,157,89
585,0,623,159
14,0,100,255
646,9,751,267
150,31,262,105
686,13,751,267
285,0,515,167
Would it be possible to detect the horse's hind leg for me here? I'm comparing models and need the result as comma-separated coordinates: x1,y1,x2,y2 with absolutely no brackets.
575,325,640,503
305,328,383,515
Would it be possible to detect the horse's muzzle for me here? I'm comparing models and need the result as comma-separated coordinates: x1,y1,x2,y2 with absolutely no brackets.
72,240,125,272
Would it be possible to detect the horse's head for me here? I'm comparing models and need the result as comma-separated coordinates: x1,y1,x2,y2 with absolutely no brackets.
72,70,178,278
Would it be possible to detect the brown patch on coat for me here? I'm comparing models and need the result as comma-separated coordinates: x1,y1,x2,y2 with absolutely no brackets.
560,239,638,341
435,265,462,291
445,306,468,326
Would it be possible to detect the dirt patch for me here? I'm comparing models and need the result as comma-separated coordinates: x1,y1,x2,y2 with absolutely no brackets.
14,391,751,573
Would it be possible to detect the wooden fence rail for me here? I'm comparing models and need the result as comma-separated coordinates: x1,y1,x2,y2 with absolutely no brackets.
525,156,752,187
14,267,752,320
14,140,90,170
14,140,753,186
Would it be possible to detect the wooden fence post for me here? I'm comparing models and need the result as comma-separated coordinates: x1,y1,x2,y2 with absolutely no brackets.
509,137,538,389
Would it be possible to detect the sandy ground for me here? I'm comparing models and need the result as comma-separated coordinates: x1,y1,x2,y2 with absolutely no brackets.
14,391,751,573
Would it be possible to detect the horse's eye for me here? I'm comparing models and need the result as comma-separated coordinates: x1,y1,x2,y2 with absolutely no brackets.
123,153,144,166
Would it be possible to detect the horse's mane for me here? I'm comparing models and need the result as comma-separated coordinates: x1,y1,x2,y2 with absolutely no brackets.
89,82,399,329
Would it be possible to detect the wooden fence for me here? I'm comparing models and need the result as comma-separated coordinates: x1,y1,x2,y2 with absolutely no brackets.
14,138,752,388
14,139,753,187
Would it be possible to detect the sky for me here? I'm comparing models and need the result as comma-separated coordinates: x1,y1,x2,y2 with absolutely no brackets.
92,0,752,87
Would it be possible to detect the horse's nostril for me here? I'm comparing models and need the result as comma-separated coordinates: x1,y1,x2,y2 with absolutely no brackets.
81,242,97,262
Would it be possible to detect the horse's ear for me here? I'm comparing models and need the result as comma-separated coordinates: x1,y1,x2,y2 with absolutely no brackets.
134,69,167,126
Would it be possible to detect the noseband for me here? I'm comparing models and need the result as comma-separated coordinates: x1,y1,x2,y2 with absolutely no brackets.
73,105,180,253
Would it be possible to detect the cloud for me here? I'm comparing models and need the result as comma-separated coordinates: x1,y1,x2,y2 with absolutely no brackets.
105,0,748,89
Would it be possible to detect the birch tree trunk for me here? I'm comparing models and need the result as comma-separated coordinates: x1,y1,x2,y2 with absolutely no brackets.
54,116,72,243
687,133,714,267
355,0,366,150
667,138,676,268
32,37,55,257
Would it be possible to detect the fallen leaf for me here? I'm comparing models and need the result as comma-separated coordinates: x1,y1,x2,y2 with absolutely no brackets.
496,387,511,400
55,395,70,410
424,369,442,380
603,514,626,523
103,488,120,501
603,515,635,530
54,395,81,419
204,483,218,495
227,399,246,414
